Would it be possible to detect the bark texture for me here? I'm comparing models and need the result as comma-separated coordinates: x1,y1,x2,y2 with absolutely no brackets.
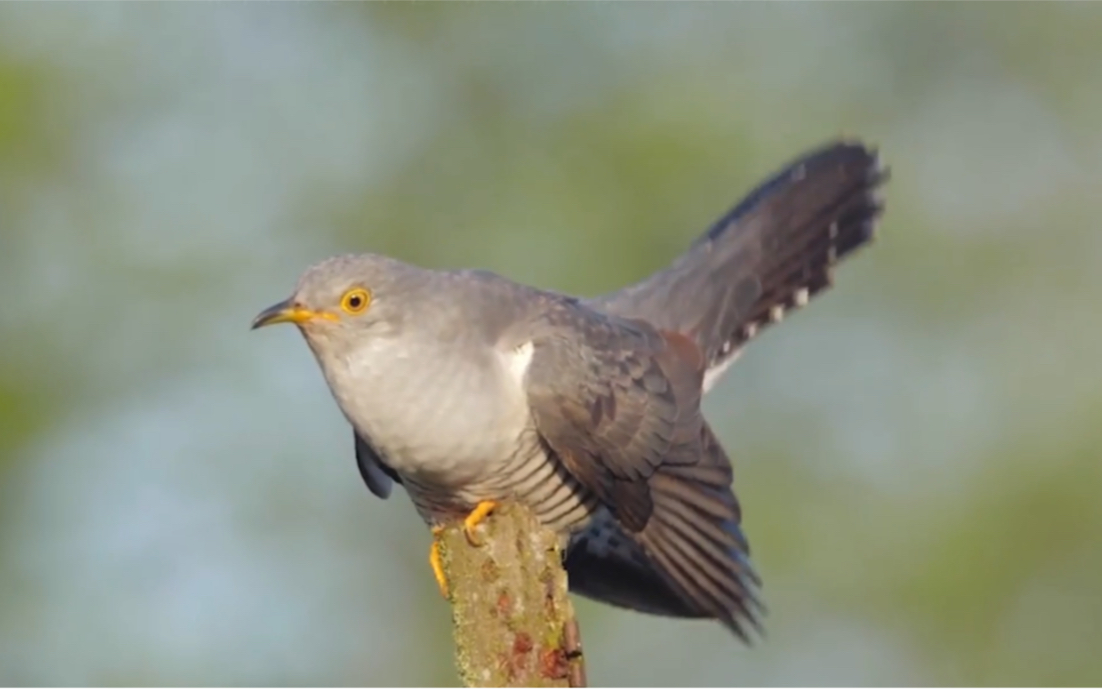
437,502,587,688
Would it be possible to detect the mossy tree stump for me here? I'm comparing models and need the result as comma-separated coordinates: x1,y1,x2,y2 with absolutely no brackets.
436,502,586,688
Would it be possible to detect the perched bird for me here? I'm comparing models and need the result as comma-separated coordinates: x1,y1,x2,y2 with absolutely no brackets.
252,140,887,640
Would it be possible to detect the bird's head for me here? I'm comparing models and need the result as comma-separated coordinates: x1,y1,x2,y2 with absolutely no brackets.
251,253,417,349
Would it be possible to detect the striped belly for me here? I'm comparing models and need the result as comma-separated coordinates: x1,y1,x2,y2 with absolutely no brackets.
404,429,599,535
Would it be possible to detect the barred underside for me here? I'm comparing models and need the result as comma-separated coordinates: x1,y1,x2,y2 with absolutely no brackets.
405,432,598,535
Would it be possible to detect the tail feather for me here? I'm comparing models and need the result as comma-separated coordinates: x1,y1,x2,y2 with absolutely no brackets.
588,140,887,392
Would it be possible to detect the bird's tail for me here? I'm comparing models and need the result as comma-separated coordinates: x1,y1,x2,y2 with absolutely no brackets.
565,423,763,641
588,140,887,391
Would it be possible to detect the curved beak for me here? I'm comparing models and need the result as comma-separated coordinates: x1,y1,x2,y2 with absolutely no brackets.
251,298,335,330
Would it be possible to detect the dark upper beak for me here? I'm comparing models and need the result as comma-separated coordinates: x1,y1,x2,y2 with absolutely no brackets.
251,298,337,330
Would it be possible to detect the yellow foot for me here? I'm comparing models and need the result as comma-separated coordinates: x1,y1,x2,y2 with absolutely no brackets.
463,500,498,546
430,525,448,599
428,503,497,597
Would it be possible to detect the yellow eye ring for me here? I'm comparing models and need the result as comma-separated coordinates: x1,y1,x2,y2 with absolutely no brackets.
340,288,371,314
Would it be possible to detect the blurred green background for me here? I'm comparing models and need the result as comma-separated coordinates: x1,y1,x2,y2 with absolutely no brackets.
2,3,1101,686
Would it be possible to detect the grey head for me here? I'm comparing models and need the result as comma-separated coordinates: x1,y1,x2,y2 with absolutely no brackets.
252,251,543,496
251,253,428,353
251,252,465,455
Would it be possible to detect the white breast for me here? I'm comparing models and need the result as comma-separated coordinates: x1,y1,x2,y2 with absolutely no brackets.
316,335,536,492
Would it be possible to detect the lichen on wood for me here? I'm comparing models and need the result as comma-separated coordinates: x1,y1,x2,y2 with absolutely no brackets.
436,501,587,688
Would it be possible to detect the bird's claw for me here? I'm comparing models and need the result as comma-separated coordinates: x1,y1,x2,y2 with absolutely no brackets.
430,525,449,599
428,502,497,598
462,500,498,546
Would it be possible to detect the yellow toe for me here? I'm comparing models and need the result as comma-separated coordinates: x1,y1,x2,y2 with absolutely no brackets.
462,500,498,546
429,539,449,599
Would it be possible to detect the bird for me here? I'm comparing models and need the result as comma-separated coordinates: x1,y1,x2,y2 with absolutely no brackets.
252,140,887,640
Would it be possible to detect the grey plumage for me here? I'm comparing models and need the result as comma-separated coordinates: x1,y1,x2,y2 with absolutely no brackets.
253,140,887,641
590,141,887,390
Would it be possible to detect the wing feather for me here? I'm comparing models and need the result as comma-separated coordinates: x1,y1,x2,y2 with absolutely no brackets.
354,432,401,500
522,303,762,638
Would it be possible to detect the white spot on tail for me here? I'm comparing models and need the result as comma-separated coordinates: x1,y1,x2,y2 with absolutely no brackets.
743,322,758,339
769,304,785,323
793,287,810,307
703,348,741,393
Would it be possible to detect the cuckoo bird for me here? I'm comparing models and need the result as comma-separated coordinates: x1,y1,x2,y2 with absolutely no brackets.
252,141,887,640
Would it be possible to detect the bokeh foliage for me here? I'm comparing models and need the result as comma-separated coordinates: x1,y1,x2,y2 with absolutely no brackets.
2,4,1101,686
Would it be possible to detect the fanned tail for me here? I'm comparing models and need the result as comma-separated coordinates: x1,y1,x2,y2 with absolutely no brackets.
589,140,887,391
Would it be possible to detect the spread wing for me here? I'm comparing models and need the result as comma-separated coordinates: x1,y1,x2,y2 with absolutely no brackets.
523,306,761,638
354,432,401,499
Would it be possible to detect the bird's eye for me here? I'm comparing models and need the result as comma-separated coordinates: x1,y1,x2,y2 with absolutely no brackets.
340,288,371,314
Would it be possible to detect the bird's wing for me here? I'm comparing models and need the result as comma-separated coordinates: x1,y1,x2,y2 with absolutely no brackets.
354,432,401,499
524,308,761,638
523,311,704,531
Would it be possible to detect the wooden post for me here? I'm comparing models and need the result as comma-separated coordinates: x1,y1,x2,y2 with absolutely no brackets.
436,502,587,688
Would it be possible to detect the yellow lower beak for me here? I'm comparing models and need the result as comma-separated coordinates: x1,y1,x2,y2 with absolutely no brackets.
251,299,335,329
